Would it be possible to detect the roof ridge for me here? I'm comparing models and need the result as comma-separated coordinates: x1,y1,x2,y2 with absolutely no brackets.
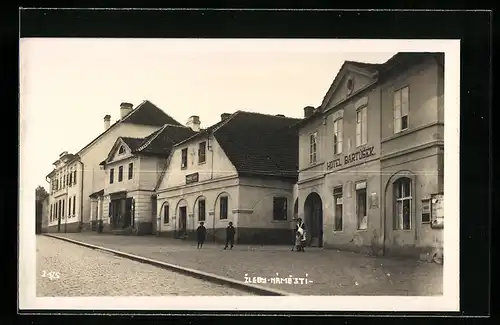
135,125,168,152
230,110,302,121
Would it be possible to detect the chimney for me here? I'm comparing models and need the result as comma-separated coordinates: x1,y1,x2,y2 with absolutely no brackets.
104,114,111,130
304,106,315,118
120,102,133,119
221,113,231,121
186,115,201,132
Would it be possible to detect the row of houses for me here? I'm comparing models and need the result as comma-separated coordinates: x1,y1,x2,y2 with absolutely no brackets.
42,52,445,259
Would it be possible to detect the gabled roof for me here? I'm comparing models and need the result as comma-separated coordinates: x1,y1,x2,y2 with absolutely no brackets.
175,111,301,181
297,52,443,129
120,137,144,151
135,125,196,156
101,125,197,166
77,100,182,156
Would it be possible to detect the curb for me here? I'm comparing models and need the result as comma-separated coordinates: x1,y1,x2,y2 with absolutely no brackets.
44,234,296,296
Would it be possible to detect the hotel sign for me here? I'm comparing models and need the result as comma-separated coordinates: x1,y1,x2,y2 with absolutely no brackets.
185,172,199,185
326,146,376,170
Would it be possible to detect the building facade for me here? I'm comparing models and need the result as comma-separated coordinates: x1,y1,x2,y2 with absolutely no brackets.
296,52,444,259
155,111,300,244
97,123,196,235
45,100,184,233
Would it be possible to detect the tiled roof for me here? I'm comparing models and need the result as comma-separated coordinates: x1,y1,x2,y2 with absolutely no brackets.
121,137,144,151
135,125,197,156
214,112,301,180
122,100,182,127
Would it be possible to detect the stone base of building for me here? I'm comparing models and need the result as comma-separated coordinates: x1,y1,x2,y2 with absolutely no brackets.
46,222,81,233
134,222,153,236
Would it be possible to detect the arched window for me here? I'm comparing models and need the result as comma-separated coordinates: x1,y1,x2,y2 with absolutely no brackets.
118,146,125,154
163,204,170,224
394,177,412,230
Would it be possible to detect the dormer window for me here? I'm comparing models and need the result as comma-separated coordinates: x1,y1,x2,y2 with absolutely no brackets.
118,146,125,154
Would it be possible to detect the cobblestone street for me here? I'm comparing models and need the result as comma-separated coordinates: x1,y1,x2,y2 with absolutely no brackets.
49,233,443,296
36,235,252,296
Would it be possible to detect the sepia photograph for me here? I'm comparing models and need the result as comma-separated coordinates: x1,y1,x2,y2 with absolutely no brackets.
20,37,460,312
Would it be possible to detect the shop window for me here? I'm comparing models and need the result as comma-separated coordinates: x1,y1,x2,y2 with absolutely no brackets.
333,118,343,155
356,182,367,230
198,199,206,221
394,177,412,230
309,131,318,164
356,106,368,147
220,196,228,219
333,186,343,231
273,197,287,221
163,204,169,224
394,86,409,133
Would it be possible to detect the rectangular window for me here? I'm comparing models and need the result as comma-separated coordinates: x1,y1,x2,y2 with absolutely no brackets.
68,172,72,186
62,199,65,217
421,199,431,223
63,175,66,188
181,148,188,169
118,166,123,182
198,142,206,164
110,168,114,184
394,86,409,133
273,197,287,221
356,182,367,230
73,170,77,185
333,118,343,155
163,204,169,224
394,178,412,230
356,106,368,147
333,186,343,231
50,205,53,221
128,163,133,179
73,196,76,215
220,196,228,219
309,132,317,164
68,197,72,217
198,199,206,221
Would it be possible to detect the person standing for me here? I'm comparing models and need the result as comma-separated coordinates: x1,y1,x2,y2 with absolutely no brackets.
295,218,307,252
196,221,207,249
224,221,236,250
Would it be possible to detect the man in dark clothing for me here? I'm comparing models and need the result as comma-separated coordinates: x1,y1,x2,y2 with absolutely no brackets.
224,221,235,250
196,221,207,249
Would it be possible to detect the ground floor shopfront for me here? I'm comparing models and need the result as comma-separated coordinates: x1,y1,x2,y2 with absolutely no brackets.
156,175,295,244
297,153,444,260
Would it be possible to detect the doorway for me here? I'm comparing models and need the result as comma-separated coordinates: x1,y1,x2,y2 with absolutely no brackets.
304,192,323,247
179,206,187,236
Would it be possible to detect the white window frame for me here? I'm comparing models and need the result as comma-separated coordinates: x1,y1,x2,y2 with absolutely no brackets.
309,132,318,164
355,106,368,147
394,86,409,134
333,118,343,155
181,148,188,169
395,178,412,230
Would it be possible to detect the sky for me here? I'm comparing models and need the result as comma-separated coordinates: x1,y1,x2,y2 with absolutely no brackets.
20,38,396,189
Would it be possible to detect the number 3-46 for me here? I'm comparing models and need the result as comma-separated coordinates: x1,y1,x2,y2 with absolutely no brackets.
41,271,60,280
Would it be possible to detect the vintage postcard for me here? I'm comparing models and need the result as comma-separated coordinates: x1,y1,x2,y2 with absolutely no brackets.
19,38,460,312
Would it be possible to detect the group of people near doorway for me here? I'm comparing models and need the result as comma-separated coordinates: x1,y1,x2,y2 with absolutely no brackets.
195,218,307,251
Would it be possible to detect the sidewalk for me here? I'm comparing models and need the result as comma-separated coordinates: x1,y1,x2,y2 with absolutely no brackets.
49,233,443,296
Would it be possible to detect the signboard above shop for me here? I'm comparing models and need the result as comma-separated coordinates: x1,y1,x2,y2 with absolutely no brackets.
185,172,199,185
326,146,376,171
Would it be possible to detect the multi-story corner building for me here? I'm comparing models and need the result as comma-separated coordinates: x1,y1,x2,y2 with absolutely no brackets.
296,52,444,259
96,121,197,235
155,111,301,244
45,100,183,233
